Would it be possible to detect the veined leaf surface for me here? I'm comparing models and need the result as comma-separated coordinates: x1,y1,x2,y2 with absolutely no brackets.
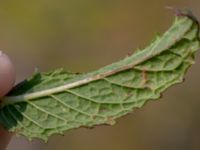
0,12,199,141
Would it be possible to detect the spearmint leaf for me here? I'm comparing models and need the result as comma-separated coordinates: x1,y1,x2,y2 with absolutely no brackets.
0,11,199,141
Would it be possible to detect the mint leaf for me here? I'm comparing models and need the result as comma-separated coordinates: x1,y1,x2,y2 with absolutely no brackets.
0,12,199,141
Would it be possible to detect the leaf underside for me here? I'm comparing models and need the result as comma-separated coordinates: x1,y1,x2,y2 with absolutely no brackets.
0,11,199,141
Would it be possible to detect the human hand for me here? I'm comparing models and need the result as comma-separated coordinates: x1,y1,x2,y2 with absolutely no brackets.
0,51,16,150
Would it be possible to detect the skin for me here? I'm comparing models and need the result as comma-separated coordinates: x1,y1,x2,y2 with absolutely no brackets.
0,51,16,150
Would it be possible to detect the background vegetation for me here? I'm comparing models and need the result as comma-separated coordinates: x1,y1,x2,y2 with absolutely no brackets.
0,0,199,150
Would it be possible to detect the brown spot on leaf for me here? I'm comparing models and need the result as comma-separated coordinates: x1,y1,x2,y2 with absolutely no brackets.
106,116,116,125
142,70,148,85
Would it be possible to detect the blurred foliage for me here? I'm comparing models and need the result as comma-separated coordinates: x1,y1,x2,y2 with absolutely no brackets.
0,0,199,150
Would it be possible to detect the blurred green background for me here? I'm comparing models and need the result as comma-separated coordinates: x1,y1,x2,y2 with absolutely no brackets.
1,0,200,150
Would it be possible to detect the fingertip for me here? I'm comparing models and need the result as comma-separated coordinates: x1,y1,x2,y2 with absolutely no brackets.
0,125,12,150
0,51,16,98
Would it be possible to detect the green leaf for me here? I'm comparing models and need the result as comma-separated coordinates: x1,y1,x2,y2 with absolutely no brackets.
0,11,199,141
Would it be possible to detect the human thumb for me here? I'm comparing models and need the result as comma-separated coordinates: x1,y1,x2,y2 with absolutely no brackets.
0,51,15,98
